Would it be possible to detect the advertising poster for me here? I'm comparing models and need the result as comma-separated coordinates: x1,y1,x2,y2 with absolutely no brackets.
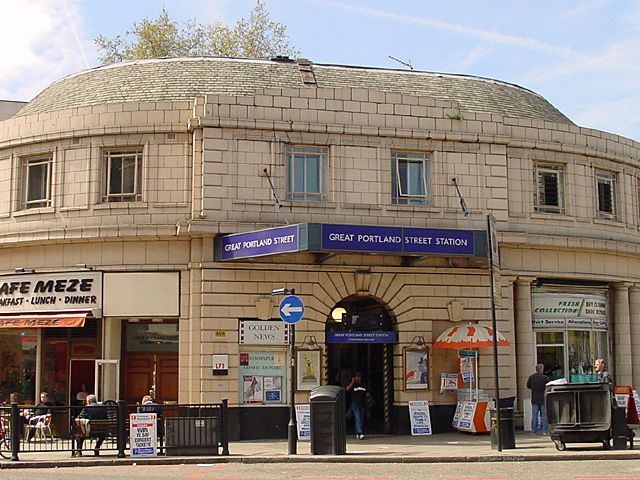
440,373,458,394
129,413,157,457
239,351,287,405
408,400,432,435
295,404,311,440
460,357,475,383
297,350,321,391
404,349,429,390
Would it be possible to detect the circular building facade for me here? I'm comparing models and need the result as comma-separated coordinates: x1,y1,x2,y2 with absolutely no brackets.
0,57,638,438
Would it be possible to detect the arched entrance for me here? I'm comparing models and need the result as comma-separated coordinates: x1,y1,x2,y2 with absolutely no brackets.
326,296,395,434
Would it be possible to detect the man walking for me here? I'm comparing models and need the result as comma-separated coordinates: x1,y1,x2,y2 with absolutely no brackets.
527,363,550,434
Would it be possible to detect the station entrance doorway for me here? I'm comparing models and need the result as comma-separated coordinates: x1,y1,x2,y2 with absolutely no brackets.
326,296,395,434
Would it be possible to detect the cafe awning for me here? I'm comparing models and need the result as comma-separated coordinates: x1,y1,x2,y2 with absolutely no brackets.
0,311,91,328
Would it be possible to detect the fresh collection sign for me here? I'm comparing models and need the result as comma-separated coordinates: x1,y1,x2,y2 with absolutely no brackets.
532,292,609,330
0,272,102,314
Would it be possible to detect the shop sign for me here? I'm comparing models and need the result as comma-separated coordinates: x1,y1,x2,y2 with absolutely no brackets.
129,413,157,457
326,331,397,343
0,272,102,314
532,292,608,330
409,401,432,435
239,320,290,345
215,223,484,261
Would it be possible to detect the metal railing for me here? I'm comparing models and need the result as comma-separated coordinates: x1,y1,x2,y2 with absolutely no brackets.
0,399,229,461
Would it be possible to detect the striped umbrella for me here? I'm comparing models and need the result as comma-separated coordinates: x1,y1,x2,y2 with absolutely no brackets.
432,324,510,349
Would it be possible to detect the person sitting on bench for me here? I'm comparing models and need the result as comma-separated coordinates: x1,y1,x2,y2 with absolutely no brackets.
75,394,107,456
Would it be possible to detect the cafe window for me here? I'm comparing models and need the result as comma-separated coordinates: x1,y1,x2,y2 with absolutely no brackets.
102,148,143,202
21,154,52,209
239,350,287,405
0,330,36,403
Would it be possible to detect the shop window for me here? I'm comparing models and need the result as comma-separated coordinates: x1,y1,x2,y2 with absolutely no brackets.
596,170,616,219
535,331,565,381
285,145,328,201
125,322,178,353
21,154,52,209
567,330,608,382
0,330,36,403
534,162,564,214
391,151,431,205
239,350,287,405
102,148,143,202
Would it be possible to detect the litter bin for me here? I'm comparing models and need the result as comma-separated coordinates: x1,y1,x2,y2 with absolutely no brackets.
490,407,516,449
610,407,634,450
309,385,346,455
545,382,611,451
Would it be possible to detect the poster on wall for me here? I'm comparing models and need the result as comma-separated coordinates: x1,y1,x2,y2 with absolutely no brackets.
404,349,429,390
297,349,321,391
239,351,286,405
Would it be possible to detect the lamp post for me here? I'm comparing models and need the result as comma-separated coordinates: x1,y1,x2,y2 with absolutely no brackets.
272,287,301,455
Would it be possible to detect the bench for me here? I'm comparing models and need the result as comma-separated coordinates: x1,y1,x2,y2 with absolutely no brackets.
72,405,119,454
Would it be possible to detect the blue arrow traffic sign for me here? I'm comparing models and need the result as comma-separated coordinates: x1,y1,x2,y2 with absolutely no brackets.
279,295,304,324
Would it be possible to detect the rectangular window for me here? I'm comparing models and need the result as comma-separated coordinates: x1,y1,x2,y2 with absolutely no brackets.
391,151,430,205
534,162,564,213
285,145,328,201
21,155,52,209
102,149,143,202
595,170,616,219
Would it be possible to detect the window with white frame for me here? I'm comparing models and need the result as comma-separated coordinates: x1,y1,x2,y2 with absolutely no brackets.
285,145,328,201
595,170,616,219
21,154,52,209
534,162,564,214
391,151,431,205
102,148,143,203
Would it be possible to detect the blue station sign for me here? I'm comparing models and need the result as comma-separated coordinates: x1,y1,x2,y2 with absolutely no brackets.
326,331,397,344
215,223,485,261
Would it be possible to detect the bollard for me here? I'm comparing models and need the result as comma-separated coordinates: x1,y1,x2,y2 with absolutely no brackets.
117,401,126,458
10,402,20,461
220,399,229,455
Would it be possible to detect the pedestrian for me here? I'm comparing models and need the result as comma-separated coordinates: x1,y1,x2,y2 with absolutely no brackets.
75,394,107,456
526,363,550,435
594,358,612,384
346,372,370,439
25,392,53,441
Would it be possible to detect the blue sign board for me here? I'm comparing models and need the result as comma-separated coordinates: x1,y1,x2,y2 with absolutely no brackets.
215,223,483,261
217,225,299,261
322,224,475,256
326,331,397,344
279,295,304,324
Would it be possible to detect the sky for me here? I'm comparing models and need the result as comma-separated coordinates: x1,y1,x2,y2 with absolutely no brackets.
1,0,639,142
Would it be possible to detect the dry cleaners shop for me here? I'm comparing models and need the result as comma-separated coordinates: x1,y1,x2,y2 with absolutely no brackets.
0,270,180,407
214,223,490,437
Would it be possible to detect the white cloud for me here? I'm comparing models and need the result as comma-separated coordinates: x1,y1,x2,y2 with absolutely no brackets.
573,94,640,141
0,0,96,101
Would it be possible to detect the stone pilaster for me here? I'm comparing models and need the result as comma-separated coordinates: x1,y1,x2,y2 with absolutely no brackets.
613,283,632,386
514,277,536,410
629,285,640,389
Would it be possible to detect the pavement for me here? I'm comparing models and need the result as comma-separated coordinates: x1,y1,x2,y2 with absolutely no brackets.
2,430,640,469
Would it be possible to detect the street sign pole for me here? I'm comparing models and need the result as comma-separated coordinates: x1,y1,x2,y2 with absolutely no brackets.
274,289,304,455
487,213,502,452
288,322,297,455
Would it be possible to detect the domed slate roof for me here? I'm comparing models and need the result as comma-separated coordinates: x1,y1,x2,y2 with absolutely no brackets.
15,57,571,124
